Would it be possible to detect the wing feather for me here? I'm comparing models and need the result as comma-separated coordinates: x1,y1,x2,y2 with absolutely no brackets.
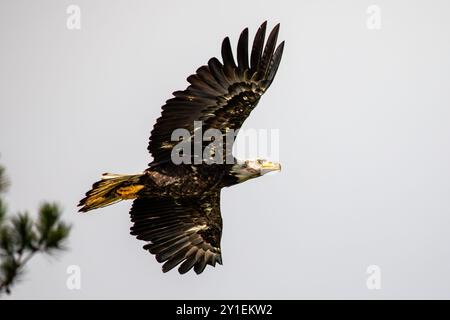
237,27,249,75
148,22,284,163
208,57,232,88
250,21,267,74
259,23,280,80
221,37,237,79
129,192,222,274
267,41,285,85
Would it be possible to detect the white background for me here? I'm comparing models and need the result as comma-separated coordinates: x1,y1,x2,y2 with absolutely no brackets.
1,0,450,299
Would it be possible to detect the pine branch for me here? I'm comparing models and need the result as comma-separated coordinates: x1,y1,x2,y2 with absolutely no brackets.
0,164,9,194
0,164,72,295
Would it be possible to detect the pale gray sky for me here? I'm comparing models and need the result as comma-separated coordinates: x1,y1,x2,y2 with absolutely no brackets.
1,0,450,299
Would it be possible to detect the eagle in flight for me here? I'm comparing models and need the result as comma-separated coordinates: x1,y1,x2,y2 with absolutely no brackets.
79,22,285,274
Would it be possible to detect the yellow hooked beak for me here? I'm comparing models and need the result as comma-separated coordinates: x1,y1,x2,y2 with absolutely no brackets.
260,161,282,174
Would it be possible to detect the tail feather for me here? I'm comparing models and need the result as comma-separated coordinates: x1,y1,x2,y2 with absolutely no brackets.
78,173,144,212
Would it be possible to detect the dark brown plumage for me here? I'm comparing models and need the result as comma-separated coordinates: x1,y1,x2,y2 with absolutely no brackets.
78,21,284,274
148,21,284,163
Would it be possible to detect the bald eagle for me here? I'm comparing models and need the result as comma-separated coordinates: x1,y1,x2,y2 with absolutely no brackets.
79,22,284,274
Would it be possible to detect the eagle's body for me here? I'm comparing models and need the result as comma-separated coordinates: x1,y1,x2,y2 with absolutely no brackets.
141,164,234,198
79,22,285,274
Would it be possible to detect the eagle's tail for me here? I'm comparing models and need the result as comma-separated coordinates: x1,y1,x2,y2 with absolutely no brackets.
78,173,144,212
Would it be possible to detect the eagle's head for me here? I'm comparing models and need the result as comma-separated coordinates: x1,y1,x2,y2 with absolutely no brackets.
231,159,281,183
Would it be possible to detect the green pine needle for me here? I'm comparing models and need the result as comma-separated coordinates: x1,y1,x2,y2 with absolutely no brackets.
0,164,72,295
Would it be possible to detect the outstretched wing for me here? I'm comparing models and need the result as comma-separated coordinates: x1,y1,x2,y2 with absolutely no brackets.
129,192,222,274
148,21,285,163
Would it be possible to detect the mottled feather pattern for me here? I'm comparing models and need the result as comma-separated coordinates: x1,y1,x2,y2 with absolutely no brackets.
130,22,285,274
130,193,222,274
148,22,285,163
79,22,284,275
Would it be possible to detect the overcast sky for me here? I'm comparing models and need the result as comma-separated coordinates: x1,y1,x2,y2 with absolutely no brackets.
1,0,450,299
